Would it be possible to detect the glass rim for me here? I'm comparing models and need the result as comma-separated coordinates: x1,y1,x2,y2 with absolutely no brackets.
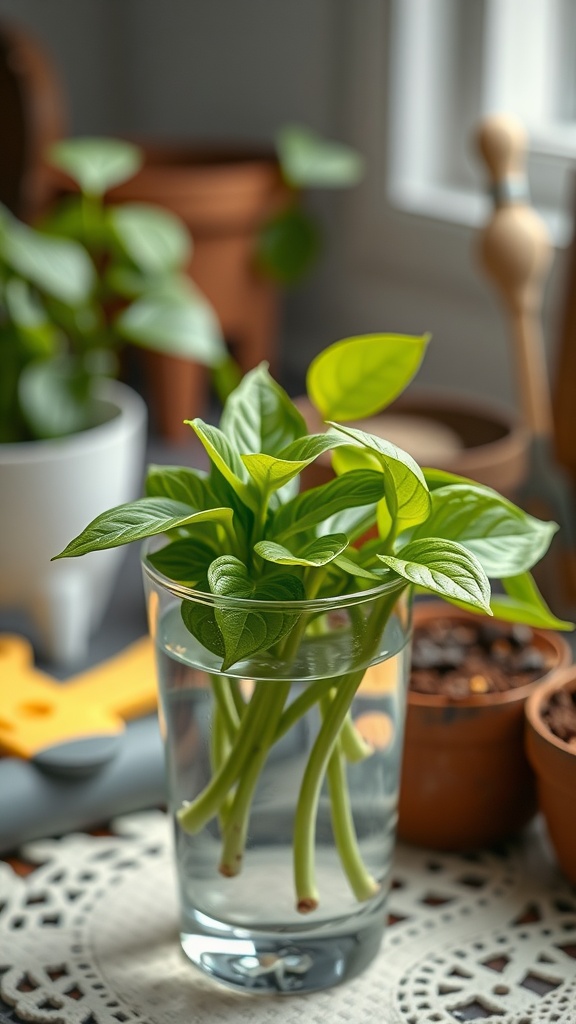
140,539,405,612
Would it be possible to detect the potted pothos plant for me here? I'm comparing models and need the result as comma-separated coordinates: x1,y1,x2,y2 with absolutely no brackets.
105,123,364,440
54,332,571,994
0,136,228,664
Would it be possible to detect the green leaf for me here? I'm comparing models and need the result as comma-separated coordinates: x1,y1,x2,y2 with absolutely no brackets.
4,279,59,359
242,453,310,494
278,431,352,462
2,219,95,305
276,124,365,188
116,285,226,365
423,467,476,491
319,503,380,544
490,573,574,631
108,203,192,274
146,538,215,584
208,556,305,669
333,553,382,581
5,277,47,329
330,422,431,531
220,363,307,455
307,333,430,421
378,538,492,614
18,358,97,439
256,206,321,285
273,469,386,540
48,137,142,195
145,464,211,508
181,600,225,659
53,499,233,558
412,483,557,577
255,534,348,567
186,418,250,493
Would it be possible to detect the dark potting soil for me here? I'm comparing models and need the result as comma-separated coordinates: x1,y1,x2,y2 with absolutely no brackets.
540,687,576,746
410,616,556,699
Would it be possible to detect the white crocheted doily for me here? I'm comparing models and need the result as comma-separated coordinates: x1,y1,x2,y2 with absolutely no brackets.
1,812,575,1024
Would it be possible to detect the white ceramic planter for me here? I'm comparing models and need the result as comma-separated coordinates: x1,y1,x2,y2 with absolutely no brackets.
0,380,147,666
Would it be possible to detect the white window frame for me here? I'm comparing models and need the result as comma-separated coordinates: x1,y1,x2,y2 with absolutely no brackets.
387,0,576,245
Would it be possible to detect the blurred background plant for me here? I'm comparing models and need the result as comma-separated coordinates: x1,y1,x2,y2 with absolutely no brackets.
255,122,364,285
0,136,227,443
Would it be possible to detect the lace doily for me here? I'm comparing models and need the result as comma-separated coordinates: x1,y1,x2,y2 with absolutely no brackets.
1,811,575,1024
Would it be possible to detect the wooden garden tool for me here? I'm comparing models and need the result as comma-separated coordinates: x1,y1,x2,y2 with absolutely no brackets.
475,113,576,601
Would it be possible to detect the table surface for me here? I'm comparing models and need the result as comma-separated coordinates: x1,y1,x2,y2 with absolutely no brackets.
1,811,576,1024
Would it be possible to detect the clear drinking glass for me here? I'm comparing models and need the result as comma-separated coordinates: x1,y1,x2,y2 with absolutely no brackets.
142,544,411,995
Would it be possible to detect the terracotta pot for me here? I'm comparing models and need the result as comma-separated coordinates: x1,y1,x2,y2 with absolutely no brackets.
525,667,576,884
296,393,529,497
397,601,572,851
108,144,291,442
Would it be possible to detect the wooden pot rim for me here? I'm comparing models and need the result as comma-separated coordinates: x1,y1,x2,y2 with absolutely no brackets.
525,666,576,756
408,602,572,710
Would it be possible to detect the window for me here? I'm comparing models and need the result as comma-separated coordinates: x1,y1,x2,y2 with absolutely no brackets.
387,0,576,244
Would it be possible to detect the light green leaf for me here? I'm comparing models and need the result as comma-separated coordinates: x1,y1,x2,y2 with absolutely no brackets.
330,422,431,531
276,124,364,188
491,573,574,631
116,285,226,364
208,556,305,669
413,483,557,577
278,431,352,462
318,503,380,544
146,537,215,584
145,464,211,508
242,453,310,494
307,333,430,421
423,467,476,491
48,137,142,195
186,419,250,494
332,443,382,476
2,219,95,305
53,499,233,558
378,538,492,614
108,203,192,274
333,553,382,580
220,363,307,455
273,469,386,540
255,534,348,567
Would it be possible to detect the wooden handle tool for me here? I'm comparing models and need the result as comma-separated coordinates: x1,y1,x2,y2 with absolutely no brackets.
475,114,576,600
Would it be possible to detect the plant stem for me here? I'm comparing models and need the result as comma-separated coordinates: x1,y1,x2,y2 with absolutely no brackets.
293,588,403,912
292,666,365,913
325,739,380,902
210,703,233,830
219,679,292,877
228,677,246,718
274,677,334,742
339,709,374,762
210,674,240,743
177,681,273,833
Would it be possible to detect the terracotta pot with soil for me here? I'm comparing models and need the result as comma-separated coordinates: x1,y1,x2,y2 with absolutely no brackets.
397,600,572,851
525,667,576,885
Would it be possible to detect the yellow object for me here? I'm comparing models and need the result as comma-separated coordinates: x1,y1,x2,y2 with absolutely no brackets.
0,633,157,759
